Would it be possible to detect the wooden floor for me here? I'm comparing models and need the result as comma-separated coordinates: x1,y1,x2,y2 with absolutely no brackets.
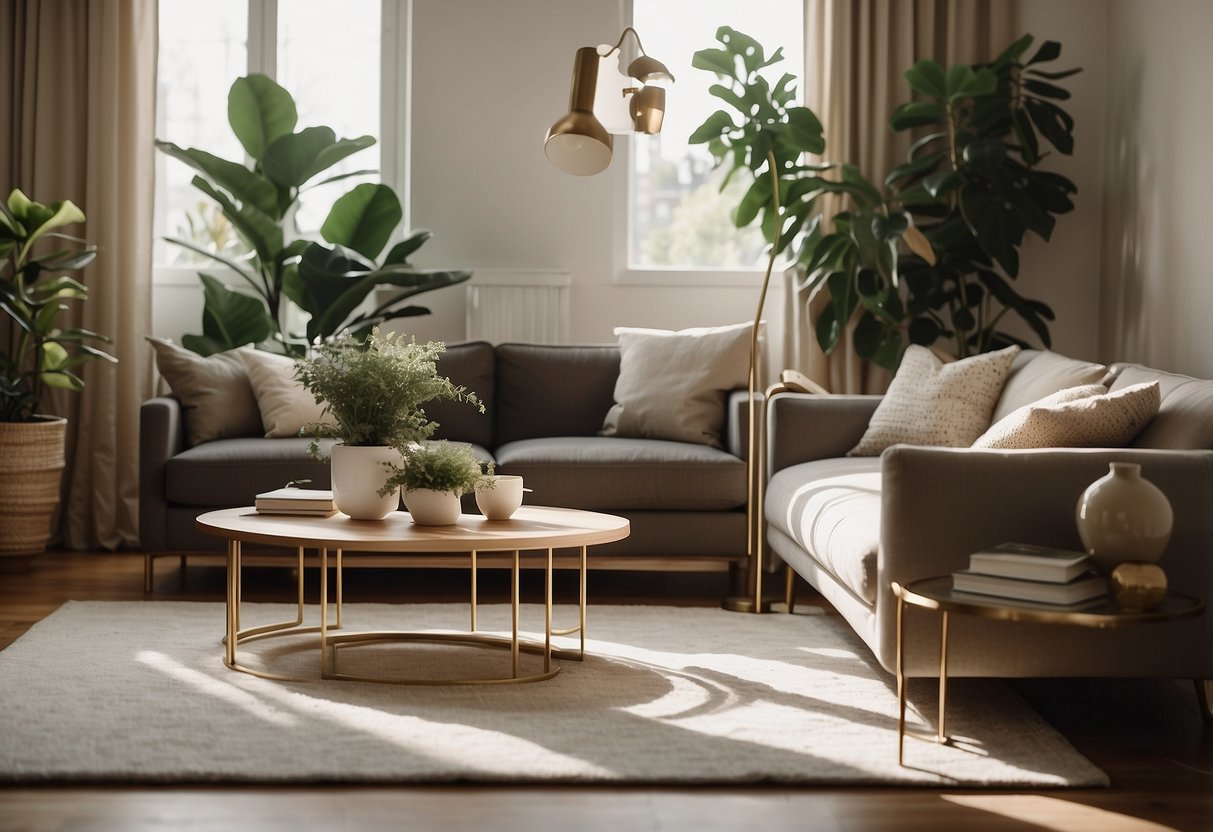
0,551,1210,832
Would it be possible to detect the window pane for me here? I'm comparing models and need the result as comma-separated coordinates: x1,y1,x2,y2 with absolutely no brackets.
629,0,804,270
155,1,249,266
277,0,382,236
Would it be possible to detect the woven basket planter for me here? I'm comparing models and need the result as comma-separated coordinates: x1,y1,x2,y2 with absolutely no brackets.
0,416,66,557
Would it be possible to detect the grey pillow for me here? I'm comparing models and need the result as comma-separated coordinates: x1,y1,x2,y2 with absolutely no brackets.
146,337,262,446
991,350,1107,423
601,323,751,448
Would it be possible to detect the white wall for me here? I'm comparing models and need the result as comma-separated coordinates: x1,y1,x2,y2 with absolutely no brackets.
1099,0,1213,377
1014,0,1110,362
406,0,780,351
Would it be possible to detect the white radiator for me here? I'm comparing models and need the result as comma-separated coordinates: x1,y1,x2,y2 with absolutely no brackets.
465,270,571,344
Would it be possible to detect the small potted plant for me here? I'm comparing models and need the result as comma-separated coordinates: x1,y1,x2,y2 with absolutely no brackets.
383,441,489,525
0,190,115,560
295,329,481,520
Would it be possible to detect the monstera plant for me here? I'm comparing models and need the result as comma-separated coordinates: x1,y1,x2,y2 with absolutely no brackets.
156,74,469,355
693,31,1081,370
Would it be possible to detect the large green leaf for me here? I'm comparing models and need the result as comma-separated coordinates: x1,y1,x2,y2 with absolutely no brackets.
320,183,402,260
688,110,735,145
261,128,376,189
904,60,947,99
189,273,273,354
191,177,284,267
7,191,85,260
383,229,434,266
227,74,297,162
154,141,279,216
691,47,736,79
782,107,825,155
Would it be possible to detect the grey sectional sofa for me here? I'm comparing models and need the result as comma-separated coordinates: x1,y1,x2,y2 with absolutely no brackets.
141,342,749,586
764,351,1213,689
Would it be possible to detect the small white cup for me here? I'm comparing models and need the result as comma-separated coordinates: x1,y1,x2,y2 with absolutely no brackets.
475,475,525,520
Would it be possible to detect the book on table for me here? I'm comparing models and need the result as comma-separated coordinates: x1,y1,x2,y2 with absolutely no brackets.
254,488,335,515
968,541,1091,583
951,569,1108,605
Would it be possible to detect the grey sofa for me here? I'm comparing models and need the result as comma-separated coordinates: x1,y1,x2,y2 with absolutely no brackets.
765,352,1213,688
141,342,749,584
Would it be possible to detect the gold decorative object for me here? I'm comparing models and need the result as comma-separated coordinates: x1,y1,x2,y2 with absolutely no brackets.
544,27,675,175
1110,562,1168,611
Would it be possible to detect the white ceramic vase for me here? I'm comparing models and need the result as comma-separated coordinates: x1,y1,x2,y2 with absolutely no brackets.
403,488,462,525
330,444,402,520
475,475,525,520
1075,462,1173,571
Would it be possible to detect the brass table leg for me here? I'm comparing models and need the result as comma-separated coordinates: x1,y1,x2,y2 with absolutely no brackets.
511,549,520,678
895,583,906,766
336,547,344,630
580,544,587,659
225,539,237,668
470,550,478,631
545,547,553,674
320,547,329,678
938,610,950,744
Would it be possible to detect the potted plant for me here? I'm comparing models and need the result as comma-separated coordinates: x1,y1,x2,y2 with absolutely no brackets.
294,329,482,519
156,73,472,355
691,30,1080,369
384,441,488,526
0,190,115,560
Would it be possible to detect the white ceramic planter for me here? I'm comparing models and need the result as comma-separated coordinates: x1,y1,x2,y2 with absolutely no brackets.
475,475,525,520
403,488,462,525
1075,461,1173,570
330,444,402,520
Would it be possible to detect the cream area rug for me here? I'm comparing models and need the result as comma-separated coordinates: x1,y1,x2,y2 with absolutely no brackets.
0,601,1106,786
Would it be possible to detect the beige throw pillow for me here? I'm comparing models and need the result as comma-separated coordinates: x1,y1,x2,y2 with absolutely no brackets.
146,337,262,446
601,322,752,447
237,347,334,438
848,345,1020,457
973,381,1161,449
990,350,1108,423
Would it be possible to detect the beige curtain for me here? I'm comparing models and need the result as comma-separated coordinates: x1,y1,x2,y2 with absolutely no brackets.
784,0,1017,393
1,0,156,549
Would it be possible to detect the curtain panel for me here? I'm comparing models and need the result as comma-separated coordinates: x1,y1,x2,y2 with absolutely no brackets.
1,0,156,549
786,0,1017,393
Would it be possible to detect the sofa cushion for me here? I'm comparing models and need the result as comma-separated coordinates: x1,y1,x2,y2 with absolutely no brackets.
238,348,335,438
166,438,336,506
428,341,495,447
1111,364,1213,451
974,382,1160,449
493,436,745,511
765,457,882,604
848,345,1019,456
991,350,1108,423
147,337,262,446
601,323,752,448
495,344,620,444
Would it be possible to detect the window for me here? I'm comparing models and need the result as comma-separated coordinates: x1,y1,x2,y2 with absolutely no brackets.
625,0,804,277
154,0,405,270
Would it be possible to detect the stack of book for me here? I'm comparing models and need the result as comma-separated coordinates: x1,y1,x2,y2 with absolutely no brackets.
254,488,337,517
951,542,1107,605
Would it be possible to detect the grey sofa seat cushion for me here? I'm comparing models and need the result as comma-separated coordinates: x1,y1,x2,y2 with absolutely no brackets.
495,344,619,444
765,457,882,604
166,438,337,506
1110,364,1213,451
428,341,495,448
494,436,745,511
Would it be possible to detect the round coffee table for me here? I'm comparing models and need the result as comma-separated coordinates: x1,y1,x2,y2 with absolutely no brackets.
891,575,1204,764
196,505,630,685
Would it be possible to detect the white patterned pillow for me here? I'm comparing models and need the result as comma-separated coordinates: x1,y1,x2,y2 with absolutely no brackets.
848,345,1020,457
973,381,1160,449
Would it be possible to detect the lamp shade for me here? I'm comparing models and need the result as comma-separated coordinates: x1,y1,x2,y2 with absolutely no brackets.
545,46,614,176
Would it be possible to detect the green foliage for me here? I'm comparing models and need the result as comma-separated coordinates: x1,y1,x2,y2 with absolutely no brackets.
294,329,482,453
383,440,486,496
0,190,116,422
156,74,470,355
693,29,1081,370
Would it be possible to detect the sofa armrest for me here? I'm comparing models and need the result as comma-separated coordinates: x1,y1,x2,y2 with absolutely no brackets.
725,389,757,460
139,397,185,552
766,393,882,472
876,445,1213,657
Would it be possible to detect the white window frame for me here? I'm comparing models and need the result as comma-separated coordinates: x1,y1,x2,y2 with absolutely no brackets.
152,0,411,285
613,0,801,288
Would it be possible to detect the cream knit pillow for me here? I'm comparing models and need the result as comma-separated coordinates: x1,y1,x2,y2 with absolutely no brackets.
973,381,1160,449
848,345,1020,457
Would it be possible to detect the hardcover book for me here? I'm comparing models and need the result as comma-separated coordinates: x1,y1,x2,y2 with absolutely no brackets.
254,488,335,512
952,569,1107,605
968,541,1091,583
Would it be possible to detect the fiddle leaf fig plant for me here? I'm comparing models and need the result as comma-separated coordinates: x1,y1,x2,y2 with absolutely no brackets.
0,190,116,422
156,74,470,355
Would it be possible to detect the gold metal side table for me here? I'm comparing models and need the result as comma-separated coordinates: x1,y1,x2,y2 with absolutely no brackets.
890,576,1204,765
